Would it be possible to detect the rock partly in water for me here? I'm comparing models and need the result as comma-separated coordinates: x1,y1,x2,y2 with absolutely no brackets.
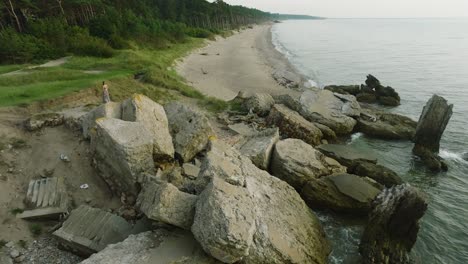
82,102,122,139
298,89,358,135
349,161,403,188
197,140,331,263
301,174,382,214
91,118,155,197
242,93,275,117
360,184,428,264
137,182,197,230
333,93,361,118
317,144,377,167
356,110,417,140
270,139,345,190
324,85,361,95
80,229,221,264
266,104,323,146
121,94,174,161
413,95,453,172
235,128,279,170
192,177,255,263
165,102,215,163
25,112,65,131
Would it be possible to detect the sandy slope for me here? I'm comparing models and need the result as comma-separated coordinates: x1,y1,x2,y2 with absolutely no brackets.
176,25,290,100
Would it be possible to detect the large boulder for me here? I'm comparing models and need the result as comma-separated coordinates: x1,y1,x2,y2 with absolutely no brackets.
270,139,345,190
121,94,174,161
349,161,403,187
235,128,279,170
360,184,427,264
82,102,122,139
242,93,275,116
324,85,361,95
197,140,331,263
165,102,215,162
81,230,221,264
301,174,382,214
266,104,323,146
298,89,358,135
192,177,256,263
356,110,417,140
317,144,377,167
91,118,155,197
333,93,361,118
137,182,197,230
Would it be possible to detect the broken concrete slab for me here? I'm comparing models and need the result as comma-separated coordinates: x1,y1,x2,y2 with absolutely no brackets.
91,118,155,197
80,229,220,264
137,182,197,230
235,128,279,170
81,102,122,139
121,94,174,161
317,144,377,167
17,177,69,220
53,205,135,256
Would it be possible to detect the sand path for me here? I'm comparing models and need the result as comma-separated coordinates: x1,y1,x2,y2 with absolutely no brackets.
176,25,290,100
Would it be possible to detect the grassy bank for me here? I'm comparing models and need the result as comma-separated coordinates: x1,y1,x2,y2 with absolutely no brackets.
0,38,228,111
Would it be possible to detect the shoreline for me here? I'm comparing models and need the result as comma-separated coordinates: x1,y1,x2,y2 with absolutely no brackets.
176,24,306,101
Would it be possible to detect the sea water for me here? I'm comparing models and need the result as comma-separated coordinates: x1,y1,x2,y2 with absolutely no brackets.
272,18,468,264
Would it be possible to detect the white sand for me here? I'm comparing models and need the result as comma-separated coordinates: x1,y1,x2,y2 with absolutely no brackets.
176,25,291,101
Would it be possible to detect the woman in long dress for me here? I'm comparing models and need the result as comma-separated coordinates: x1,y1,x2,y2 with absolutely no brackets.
102,81,111,103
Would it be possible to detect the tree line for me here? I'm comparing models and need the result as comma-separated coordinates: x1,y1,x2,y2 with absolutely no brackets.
0,0,275,63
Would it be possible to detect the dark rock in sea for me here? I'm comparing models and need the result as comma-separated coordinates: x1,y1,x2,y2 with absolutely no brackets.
317,144,377,167
324,85,361,95
356,93,377,104
463,152,468,161
413,95,453,172
349,161,403,188
365,74,381,89
360,184,427,264
356,110,417,140
360,84,374,94
301,173,382,215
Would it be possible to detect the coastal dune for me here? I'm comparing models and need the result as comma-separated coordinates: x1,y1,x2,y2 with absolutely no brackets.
176,25,291,100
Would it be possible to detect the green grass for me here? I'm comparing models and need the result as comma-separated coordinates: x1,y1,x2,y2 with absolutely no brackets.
0,38,228,112
10,208,24,215
0,64,28,75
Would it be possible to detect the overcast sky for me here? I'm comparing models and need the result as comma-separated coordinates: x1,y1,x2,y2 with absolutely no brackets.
218,0,468,18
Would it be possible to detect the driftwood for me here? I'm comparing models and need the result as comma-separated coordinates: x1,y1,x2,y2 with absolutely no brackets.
360,184,427,264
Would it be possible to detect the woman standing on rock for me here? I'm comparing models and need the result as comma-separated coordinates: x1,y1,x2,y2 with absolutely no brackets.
102,81,111,103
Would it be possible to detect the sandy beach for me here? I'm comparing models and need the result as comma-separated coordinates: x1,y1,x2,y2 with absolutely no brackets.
176,24,304,100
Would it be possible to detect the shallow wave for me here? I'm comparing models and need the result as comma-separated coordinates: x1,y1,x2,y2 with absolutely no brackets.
439,149,468,164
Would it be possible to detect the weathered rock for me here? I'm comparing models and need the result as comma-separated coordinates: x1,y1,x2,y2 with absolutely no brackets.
360,184,427,264
324,85,361,95
273,94,301,112
317,144,377,167
165,102,215,162
349,161,403,187
356,110,417,140
192,177,255,263
228,123,257,136
356,93,377,104
81,230,220,264
414,95,453,153
270,139,345,190
197,140,331,263
82,102,122,139
301,174,382,214
313,122,337,141
91,118,155,197
266,104,323,146
137,182,197,230
122,94,174,160
365,74,381,89
242,93,275,116
463,152,468,161
333,93,361,117
182,163,200,179
235,128,279,170
62,108,87,132
244,165,331,263
375,86,400,106
24,112,64,131
413,95,453,172
53,205,136,256
17,177,69,220
299,89,357,135
196,140,253,193
378,95,400,106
